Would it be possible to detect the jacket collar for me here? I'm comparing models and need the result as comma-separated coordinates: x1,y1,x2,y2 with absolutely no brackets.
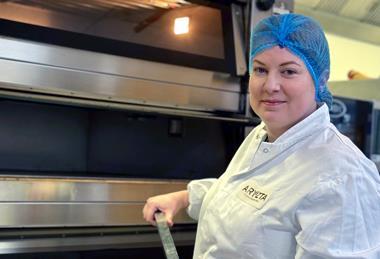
261,103,330,146
226,104,331,179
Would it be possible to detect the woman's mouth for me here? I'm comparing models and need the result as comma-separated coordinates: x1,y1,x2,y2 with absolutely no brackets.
261,100,286,106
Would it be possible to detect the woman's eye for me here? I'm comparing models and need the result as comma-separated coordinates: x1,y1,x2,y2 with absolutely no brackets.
253,67,267,75
282,69,298,76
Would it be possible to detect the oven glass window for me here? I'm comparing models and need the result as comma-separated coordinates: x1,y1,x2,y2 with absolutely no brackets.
0,0,233,72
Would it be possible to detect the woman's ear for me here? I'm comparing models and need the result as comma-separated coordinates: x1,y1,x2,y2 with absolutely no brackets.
318,69,330,89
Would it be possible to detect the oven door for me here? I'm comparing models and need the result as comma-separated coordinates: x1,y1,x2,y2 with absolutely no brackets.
0,0,242,75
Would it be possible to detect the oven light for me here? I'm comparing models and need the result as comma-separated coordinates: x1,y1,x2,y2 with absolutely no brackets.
174,17,189,35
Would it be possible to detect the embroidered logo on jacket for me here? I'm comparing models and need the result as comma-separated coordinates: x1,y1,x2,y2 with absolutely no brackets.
237,181,272,209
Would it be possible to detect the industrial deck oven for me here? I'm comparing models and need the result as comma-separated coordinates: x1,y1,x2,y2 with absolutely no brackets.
0,0,291,257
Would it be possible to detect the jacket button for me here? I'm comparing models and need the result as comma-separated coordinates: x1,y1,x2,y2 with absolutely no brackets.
263,148,269,153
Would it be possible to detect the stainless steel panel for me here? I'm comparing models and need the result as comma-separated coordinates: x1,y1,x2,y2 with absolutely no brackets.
329,79,380,102
0,177,187,201
0,229,195,254
0,177,194,227
0,86,251,122
0,203,192,227
0,58,240,112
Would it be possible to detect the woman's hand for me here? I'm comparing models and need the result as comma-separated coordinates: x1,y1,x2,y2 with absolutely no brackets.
142,190,189,227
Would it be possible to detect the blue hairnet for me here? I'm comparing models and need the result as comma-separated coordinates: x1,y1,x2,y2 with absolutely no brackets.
249,14,333,108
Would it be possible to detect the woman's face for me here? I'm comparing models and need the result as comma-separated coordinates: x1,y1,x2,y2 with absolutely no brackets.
249,46,317,137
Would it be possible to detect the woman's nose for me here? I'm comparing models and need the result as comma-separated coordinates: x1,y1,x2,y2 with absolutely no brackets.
263,73,280,93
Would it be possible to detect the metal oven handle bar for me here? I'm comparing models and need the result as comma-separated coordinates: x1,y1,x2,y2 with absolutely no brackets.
155,212,180,259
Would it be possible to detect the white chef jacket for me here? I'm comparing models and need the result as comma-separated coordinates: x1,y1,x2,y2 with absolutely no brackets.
187,104,380,259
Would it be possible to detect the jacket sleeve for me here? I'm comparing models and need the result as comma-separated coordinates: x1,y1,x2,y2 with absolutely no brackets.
294,169,380,259
186,178,217,220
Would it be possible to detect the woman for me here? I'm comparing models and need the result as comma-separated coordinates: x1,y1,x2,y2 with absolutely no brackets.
143,14,380,258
